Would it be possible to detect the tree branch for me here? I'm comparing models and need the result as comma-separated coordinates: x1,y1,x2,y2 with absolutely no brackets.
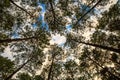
9,0,34,17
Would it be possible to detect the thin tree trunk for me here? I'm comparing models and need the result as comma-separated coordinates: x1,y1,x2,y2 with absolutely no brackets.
49,0,56,22
82,0,95,12
9,0,34,17
47,52,56,80
48,0,57,29
47,57,54,80
87,55,120,80
72,39,120,53
0,37,37,43
74,0,102,27
5,57,32,80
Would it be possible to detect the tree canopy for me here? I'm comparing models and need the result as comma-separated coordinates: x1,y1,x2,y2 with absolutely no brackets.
0,0,120,80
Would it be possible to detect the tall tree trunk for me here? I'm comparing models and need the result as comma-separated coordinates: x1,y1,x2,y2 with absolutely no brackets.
0,37,37,43
87,55,120,80
48,0,57,29
47,53,55,80
47,59,54,80
9,0,33,17
82,0,95,12
5,57,32,80
74,0,102,27
49,0,56,22
72,39,120,53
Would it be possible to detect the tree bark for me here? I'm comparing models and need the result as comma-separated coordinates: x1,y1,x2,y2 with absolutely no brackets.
74,0,102,27
47,59,54,80
0,37,37,43
82,0,95,12
5,57,32,80
9,0,34,17
48,0,56,29
72,39,120,53
47,53,55,80
87,55,120,80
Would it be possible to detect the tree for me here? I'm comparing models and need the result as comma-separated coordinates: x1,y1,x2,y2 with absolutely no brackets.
64,1,120,79
66,33,120,53
1,0,120,80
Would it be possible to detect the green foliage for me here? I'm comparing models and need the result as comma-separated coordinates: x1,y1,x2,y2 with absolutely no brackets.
33,75,44,80
0,0,10,8
52,63,62,76
91,30,107,44
17,73,44,80
108,18,120,31
17,73,32,80
0,0,15,32
1,0,120,80
0,56,14,79
0,10,14,32
0,56,14,72
64,60,78,79
98,3,120,31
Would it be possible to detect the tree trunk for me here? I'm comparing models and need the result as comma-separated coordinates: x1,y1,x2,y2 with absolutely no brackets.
82,0,95,12
5,57,32,80
87,55,120,80
9,0,33,17
74,0,102,26
47,59,54,80
0,37,37,43
49,0,56,22
47,53,55,80
72,39,120,53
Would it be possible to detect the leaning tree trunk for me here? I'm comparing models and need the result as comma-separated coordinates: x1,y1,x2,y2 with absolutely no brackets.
74,0,102,26
47,52,56,80
5,57,32,80
9,0,33,17
87,54,120,80
72,39,120,53
47,59,54,80
48,0,56,25
0,36,37,43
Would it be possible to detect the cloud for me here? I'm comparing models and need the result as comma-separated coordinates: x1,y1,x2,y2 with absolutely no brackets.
50,34,66,45
1,46,15,61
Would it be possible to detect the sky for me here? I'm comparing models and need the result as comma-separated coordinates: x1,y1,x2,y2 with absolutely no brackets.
1,0,118,79
35,0,118,76
1,0,118,64
49,0,118,45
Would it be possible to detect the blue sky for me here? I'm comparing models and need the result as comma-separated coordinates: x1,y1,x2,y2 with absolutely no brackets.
10,0,118,47
1,0,118,65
